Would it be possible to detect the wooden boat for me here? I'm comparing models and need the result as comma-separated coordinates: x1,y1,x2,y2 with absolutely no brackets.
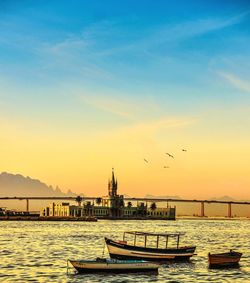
69,258,160,273
208,250,242,268
105,231,196,262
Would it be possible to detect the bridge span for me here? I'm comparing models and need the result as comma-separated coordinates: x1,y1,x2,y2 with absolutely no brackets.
0,196,249,218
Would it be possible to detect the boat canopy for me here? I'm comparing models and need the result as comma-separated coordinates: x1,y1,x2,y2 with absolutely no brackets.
123,231,185,237
122,231,185,249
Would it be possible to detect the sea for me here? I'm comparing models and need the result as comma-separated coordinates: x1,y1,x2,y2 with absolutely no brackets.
0,219,249,283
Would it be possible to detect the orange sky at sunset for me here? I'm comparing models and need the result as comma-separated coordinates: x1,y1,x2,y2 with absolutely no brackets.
1,1,250,200
1,103,250,199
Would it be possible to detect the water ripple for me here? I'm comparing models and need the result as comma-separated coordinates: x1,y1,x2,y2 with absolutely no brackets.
0,219,249,282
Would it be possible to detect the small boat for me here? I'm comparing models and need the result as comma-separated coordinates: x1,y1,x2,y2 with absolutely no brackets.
105,231,196,262
208,250,242,268
69,258,160,273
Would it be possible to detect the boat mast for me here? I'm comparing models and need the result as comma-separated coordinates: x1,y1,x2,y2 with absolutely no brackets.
166,235,168,248
134,233,137,246
144,235,147,247
177,234,180,249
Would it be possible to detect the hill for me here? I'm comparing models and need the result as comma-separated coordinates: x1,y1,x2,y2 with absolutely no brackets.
0,172,77,197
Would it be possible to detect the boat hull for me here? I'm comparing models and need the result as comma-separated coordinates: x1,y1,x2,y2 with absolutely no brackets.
208,252,242,268
69,260,159,273
105,238,196,262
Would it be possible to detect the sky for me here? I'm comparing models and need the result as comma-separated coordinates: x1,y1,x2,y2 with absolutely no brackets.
0,0,250,199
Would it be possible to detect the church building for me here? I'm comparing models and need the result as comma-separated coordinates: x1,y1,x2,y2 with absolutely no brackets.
40,169,176,220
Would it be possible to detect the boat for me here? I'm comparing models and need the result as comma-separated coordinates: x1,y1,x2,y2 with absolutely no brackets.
208,250,242,268
105,231,196,262
68,258,160,273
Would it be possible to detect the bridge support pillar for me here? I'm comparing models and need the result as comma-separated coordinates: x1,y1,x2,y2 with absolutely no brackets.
26,199,29,212
228,203,232,218
200,201,205,217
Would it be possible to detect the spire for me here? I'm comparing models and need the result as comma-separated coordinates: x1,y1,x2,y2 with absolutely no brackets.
108,168,118,197
112,167,115,185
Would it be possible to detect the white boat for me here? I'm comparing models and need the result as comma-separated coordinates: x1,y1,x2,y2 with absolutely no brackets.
105,231,196,261
69,258,160,273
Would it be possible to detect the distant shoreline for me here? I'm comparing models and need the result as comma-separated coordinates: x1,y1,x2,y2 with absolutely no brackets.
0,216,97,222
177,216,249,220
0,216,249,221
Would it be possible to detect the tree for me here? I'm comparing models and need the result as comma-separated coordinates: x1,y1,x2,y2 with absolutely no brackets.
138,202,146,216
127,201,132,208
75,196,83,206
96,197,102,206
150,202,157,210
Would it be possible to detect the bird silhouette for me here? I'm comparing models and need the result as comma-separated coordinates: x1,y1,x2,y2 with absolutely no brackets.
164,166,169,168
144,159,149,163
182,149,187,152
165,153,174,158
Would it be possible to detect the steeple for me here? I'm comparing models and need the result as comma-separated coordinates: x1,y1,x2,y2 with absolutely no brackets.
108,168,118,197
112,168,115,185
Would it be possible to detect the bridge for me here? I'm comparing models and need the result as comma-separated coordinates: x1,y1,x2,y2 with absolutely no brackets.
0,196,249,218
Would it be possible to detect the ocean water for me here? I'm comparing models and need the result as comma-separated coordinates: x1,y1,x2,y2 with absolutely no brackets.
0,219,249,283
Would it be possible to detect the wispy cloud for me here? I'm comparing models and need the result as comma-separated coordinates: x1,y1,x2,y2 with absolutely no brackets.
79,65,114,80
218,71,250,93
78,92,197,145
80,94,133,118
165,11,249,40
33,11,249,61
43,37,89,56
95,11,250,57
39,19,117,57
101,116,197,148
79,93,160,119
3,10,247,81
122,117,196,134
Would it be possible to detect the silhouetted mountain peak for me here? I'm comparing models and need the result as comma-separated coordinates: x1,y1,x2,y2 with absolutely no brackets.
0,172,78,197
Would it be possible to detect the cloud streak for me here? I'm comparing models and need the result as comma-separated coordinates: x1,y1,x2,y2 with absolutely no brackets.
170,11,249,38
218,71,250,93
100,116,197,149
94,11,249,58
122,117,196,134
78,92,196,144
79,92,160,120
80,94,133,118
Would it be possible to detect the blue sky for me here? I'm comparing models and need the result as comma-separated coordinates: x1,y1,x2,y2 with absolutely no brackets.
1,0,249,128
1,0,249,90
1,1,250,198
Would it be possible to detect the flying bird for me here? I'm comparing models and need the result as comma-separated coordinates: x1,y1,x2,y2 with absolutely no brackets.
165,153,174,158
182,149,187,152
164,166,169,168
144,159,149,163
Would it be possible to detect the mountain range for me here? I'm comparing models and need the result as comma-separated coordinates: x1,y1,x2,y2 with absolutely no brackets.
0,172,78,197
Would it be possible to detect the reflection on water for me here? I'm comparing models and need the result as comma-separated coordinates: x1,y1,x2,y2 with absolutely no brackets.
0,220,249,282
